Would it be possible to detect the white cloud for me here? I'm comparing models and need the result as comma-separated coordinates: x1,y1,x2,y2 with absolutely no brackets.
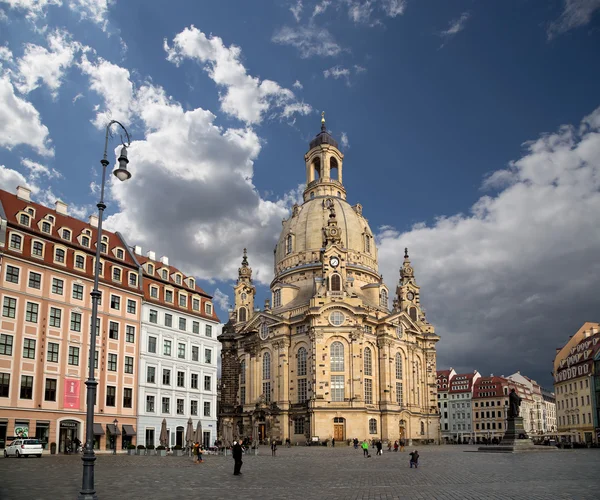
164,26,311,125
312,0,330,18
72,92,83,103
323,64,366,85
20,157,62,179
272,24,343,58
547,0,600,39
0,8,8,21
0,75,53,156
213,288,231,310
342,0,407,25
290,0,303,22
0,0,62,21
439,11,470,48
376,105,600,384
293,80,303,90
354,64,366,73
340,131,349,148
0,164,32,192
68,0,112,31
15,29,85,97
0,45,12,65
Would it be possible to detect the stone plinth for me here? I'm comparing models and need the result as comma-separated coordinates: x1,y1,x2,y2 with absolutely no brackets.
478,417,556,453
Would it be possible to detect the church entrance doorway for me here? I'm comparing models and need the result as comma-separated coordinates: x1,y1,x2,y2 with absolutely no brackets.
333,417,345,441
399,420,406,441
258,424,266,442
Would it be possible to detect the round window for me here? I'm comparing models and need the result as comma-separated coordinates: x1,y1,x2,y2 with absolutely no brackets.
241,293,247,301
259,322,269,340
329,311,345,326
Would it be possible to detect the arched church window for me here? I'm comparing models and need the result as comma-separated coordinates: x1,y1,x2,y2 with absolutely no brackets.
285,234,293,255
297,347,307,376
365,235,371,253
380,289,388,308
330,273,341,291
337,191,341,197
330,342,344,372
409,307,417,321
364,347,372,376
395,353,403,380
263,352,271,380
369,418,377,434
238,307,247,322
313,157,321,180
310,191,315,199
273,289,281,308
330,157,338,180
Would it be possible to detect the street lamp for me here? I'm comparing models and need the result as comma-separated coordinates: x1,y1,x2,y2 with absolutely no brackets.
112,418,118,455
79,120,131,500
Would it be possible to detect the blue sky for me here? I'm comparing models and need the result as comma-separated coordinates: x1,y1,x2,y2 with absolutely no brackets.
1,0,600,388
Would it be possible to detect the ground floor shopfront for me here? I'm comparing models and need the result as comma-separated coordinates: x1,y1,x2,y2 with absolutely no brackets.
136,416,216,450
0,410,137,452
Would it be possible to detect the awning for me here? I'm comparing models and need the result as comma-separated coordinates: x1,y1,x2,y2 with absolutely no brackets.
93,423,105,436
122,425,136,436
106,424,121,435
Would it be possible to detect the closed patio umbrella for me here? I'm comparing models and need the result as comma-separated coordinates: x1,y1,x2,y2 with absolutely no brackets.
194,420,203,446
159,419,168,448
185,418,194,454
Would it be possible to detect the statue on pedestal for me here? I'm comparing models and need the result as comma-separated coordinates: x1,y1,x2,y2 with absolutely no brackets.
508,388,521,418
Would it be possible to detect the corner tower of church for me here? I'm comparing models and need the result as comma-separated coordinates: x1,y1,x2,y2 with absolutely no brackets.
219,117,440,447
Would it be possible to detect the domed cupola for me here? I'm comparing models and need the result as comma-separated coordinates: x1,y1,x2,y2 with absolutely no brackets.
309,113,339,149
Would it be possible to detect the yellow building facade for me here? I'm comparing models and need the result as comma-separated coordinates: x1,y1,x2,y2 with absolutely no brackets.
219,118,440,445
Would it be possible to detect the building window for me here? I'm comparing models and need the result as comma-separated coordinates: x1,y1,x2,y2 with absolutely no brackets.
45,378,57,401
329,311,345,326
0,334,13,355
191,400,198,415
0,373,10,397
203,402,211,417
286,234,293,254
55,248,66,263
25,302,38,323
110,295,120,310
10,233,22,250
177,398,184,414
23,338,36,359
162,369,171,385
3,297,17,318
165,290,173,302
240,386,246,405
164,314,173,327
42,221,51,233
177,371,185,388
191,373,198,389
33,241,44,257
109,321,119,340
146,395,155,412
5,265,19,283
192,321,200,334
330,342,344,372
364,347,372,376
179,318,186,331
123,388,132,408
162,397,170,413
147,366,156,383
238,307,247,322
116,248,124,259
192,346,199,361
205,303,212,315
369,418,377,434
178,343,186,359
330,274,341,291
81,235,90,247
294,418,305,435
298,378,307,403
20,375,34,399
124,356,134,374
273,289,281,308
205,325,212,337
149,310,158,323
52,278,64,295
380,289,388,307
175,275,182,285
204,375,211,391
106,386,116,406
20,213,30,225
108,353,117,371
331,375,345,402
364,378,373,404
179,294,186,307
100,242,107,253
162,269,168,280
163,340,171,356
28,272,41,289
192,298,200,311
126,300,136,314
62,229,71,240
75,255,85,269
150,286,158,299
126,326,135,343
68,346,79,366
47,342,59,363
148,336,156,353
70,312,82,332
365,235,371,253
395,353,403,379
48,307,61,327
396,382,403,405
205,349,212,364
297,347,307,376
72,284,84,300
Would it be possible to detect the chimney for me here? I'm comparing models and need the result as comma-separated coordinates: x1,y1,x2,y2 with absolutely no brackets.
89,214,99,227
55,200,68,215
147,251,156,261
591,327,599,334
160,256,169,266
134,245,142,256
16,186,31,201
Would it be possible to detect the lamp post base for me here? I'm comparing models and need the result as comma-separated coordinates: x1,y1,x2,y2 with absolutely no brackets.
78,449,98,500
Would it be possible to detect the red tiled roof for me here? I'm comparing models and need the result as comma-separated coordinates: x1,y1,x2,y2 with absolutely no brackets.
448,373,476,393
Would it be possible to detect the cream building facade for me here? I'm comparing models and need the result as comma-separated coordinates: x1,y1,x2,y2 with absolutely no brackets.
219,118,440,445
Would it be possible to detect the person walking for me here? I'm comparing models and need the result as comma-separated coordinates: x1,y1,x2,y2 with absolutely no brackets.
361,439,370,458
271,441,277,456
353,438,359,450
400,439,405,452
409,450,420,468
394,441,399,452
332,438,335,447
233,441,243,475
387,440,392,452
376,440,383,456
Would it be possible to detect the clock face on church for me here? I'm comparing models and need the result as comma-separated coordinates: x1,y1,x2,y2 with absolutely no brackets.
407,292,415,301
329,256,339,268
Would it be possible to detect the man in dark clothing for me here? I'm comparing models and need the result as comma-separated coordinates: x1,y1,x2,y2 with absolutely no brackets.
409,450,419,468
376,440,383,456
232,441,243,475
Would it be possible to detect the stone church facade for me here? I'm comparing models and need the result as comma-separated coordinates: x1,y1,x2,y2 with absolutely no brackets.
219,117,440,445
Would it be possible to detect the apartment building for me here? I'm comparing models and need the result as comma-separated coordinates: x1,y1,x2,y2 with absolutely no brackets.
447,370,481,443
437,368,456,442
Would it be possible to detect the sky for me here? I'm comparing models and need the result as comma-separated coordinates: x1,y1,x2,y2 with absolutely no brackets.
0,0,599,389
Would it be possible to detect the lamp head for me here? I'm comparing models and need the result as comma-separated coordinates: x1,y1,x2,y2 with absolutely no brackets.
113,145,132,182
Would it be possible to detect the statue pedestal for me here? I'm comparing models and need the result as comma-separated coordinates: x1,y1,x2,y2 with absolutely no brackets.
477,417,555,453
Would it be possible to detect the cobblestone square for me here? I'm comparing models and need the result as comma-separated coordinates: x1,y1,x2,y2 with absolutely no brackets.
1,445,599,500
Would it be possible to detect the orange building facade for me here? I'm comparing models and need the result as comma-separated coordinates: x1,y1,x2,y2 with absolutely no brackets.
0,187,141,452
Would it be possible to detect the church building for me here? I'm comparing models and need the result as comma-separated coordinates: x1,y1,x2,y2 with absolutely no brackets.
219,116,440,445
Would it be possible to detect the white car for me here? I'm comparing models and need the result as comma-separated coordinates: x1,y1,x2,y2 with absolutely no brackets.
4,439,43,458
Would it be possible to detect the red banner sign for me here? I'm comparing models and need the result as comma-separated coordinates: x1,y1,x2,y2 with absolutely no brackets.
64,379,80,409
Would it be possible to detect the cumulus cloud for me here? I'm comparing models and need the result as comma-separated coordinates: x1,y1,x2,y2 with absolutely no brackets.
547,0,600,39
0,75,53,156
439,11,470,48
21,157,62,179
68,0,112,30
290,0,303,22
164,25,311,124
0,0,62,21
0,164,33,192
272,24,343,58
213,288,231,310
376,105,600,386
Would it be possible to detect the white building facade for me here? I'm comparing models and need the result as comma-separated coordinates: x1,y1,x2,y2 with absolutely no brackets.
447,371,480,443
135,251,220,449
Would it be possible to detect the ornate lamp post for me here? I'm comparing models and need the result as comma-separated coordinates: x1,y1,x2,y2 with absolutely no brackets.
79,120,132,500
112,418,118,455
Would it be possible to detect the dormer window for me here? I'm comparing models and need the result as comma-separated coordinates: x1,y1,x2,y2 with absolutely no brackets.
81,235,90,247
19,214,30,226
189,278,195,289
175,274,182,285
62,229,71,241
41,221,51,233
26,207,35,216
116,248,124,260
100,242,108,253
47,215,55,224
162,269,168,280
205,302,213,315
147,264,154,275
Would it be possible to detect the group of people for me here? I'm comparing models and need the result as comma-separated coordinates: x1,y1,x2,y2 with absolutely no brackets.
351,437,418,468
